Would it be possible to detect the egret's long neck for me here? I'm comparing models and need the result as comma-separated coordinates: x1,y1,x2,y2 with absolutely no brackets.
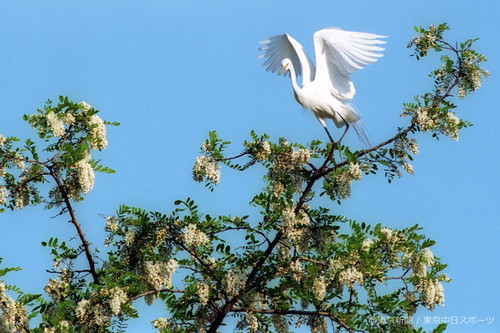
287,65,302,97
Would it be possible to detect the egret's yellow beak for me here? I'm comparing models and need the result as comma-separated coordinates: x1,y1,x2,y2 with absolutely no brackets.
280,63,288,75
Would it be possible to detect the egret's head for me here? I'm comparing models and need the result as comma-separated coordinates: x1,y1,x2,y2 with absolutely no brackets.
280,58,292,75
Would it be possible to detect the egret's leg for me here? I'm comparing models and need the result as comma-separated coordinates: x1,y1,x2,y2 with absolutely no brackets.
317,117,335,143
323,126,335,143
336,114,350,143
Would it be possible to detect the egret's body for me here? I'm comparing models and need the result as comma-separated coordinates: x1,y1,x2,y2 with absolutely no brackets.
259,27,387,145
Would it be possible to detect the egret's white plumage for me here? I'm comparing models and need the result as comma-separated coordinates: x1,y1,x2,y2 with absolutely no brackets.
259,27,387,145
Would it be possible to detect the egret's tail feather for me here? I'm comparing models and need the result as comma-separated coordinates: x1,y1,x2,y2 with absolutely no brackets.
351,120,372,148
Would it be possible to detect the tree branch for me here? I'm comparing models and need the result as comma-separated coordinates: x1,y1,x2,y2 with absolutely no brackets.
48,167,100,284
231,306,352,331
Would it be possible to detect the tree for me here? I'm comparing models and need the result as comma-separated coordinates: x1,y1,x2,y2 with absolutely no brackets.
0,24,489,333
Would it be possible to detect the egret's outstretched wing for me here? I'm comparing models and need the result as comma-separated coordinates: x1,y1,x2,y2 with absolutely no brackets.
259,33,315,84
313,28,387,100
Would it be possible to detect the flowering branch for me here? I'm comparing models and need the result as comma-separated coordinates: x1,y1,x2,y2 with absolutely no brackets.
231,307,352,331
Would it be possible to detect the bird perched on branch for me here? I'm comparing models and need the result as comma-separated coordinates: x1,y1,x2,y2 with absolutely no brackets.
259,27,387,146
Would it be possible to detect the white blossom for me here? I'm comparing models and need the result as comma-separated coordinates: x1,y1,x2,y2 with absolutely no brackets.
46,111,65,137
75,159,95,194
145,259,178,290
289,259,303,282
272,181,284,197
408,139,419,155
291,148,311,165
14,154,25,170
247,312,259,332
75,299,91,320
105,216,119,232
338,266,364,288
44,277,69,302
0,187,7,206
109,287,128,316
0,134,5,146
88,115,108,149
421,248,435,267
271,314,291,333
193,155,221,184
152,318,169,330
182,223,210,247
124,229,135,246
330,164,361,200
63,112,76,125
251,141,271,160
280,207,310,244
361,238,373,251
0,281,29,331
347,163,362,181
13,188,28,209
380,227,394,239
79,101,92,112
402,162,414,174
196,282,210,306
308,316,327,333
444,112,460,141
312,276,326,301
418,279,445,310
224,269,246,296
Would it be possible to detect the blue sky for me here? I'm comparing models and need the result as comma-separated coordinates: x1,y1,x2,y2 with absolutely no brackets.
0,1,498,332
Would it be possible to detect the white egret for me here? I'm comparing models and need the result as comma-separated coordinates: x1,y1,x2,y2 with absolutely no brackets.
259,27,387,145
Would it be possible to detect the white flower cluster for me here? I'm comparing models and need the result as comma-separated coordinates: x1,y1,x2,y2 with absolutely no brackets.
361,238,374,251
182,223,210,247
44,277,69,303
291,148,311,165
404,247,436,278
13,153,25,170
79,101,92,113
307,316,327,333
312,276,326,301
63,112,76,125
152,318,169,331
224,268,246,296
193,155,221,184
0,134,5,146
338,266,364,288
247,140,272,160
75,158,95,194
417,279,445,310
13,187,28,209
271,314,291,333
65,154,95,199
88,115,108,149
108,287,128,316
145,259,178,290
75,299,109,329
246,312,259,333
43,320,70,333
458,57,489,99
289,259,304,282
329,163,362,200
46,111,66,137
124,229,135,246
408,107,460,141
443,112,460,141
105,216,119,232
0,187,7,206
280,207,311,246
196,282,210,306
0,281,28,332
393,137,420,174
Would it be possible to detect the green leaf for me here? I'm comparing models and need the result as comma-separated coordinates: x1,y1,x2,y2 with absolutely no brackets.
432,323,447,333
